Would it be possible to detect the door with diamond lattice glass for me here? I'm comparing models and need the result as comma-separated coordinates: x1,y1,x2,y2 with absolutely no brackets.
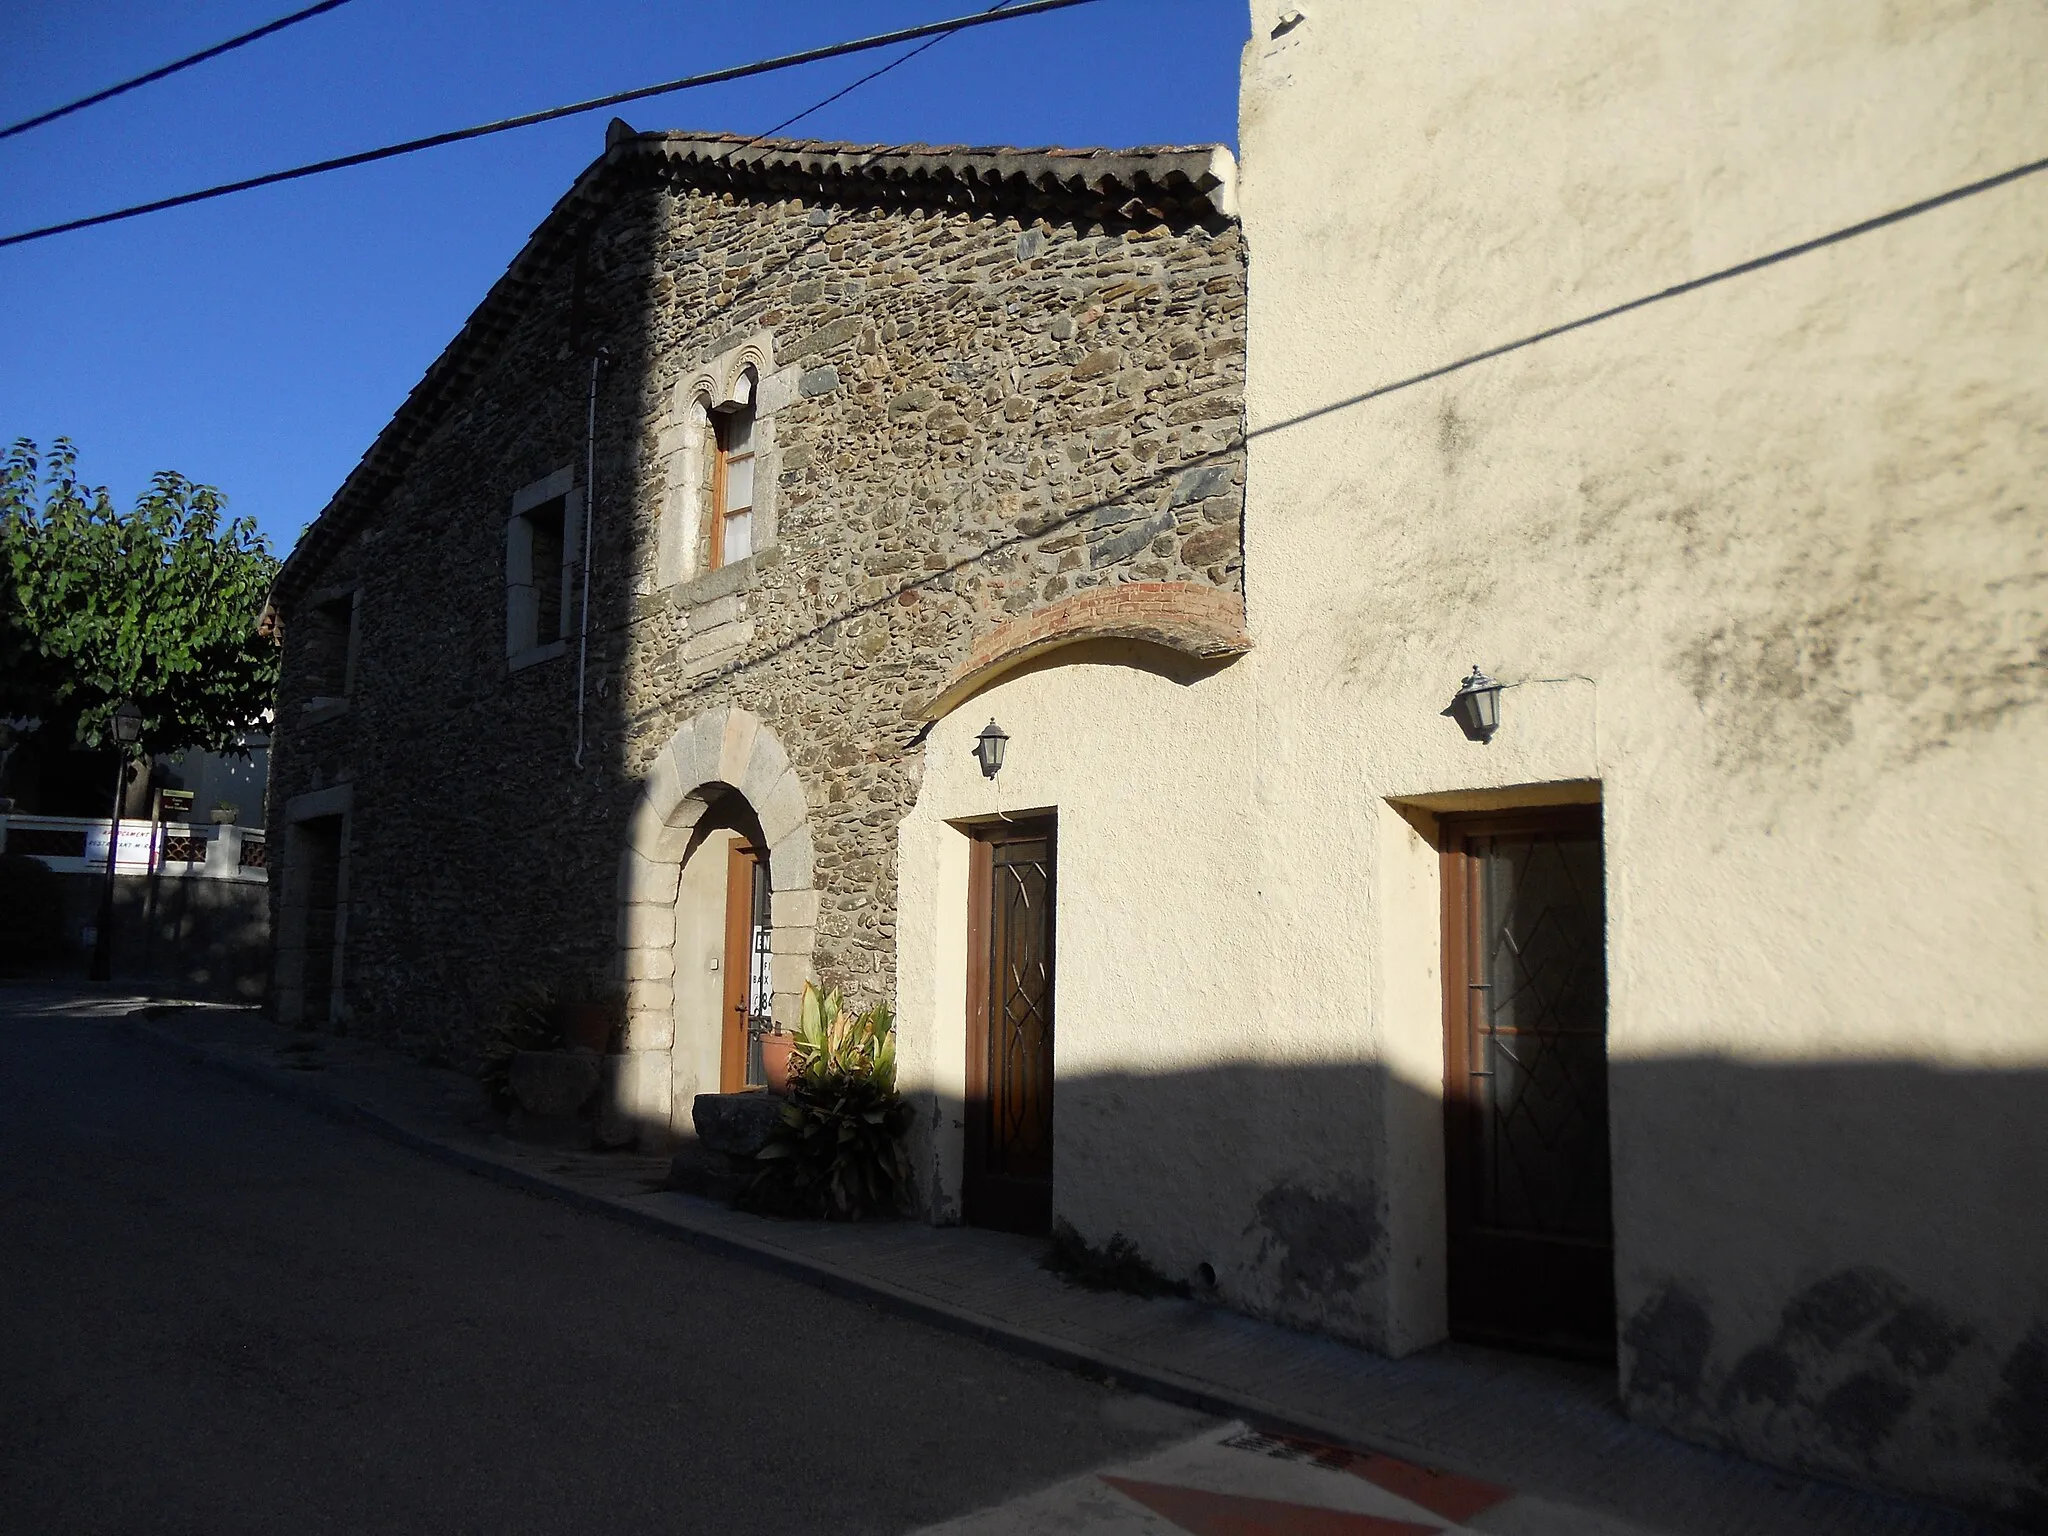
1442,807,1612,1359
964,819,1056,1234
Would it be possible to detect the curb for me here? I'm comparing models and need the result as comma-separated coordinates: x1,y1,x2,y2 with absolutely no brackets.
115,1012,1462,1474
110,1012,2006,1536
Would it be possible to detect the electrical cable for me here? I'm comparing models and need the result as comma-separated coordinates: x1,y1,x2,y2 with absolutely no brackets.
745,0,1020,145
0,0,1104,251
563,0,1024,769
0,0,358,143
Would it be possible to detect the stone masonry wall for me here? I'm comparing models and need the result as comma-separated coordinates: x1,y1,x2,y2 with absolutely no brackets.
268,156,1245,1057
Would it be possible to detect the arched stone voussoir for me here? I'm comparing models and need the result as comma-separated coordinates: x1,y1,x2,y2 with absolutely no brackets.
626,784,707,862
665,707,734,801
738,728,792,809
755,766,809,849
717,709,761,789
767,823,814,892
917,581,1251,723
621,705,819,1036
618,847,682,906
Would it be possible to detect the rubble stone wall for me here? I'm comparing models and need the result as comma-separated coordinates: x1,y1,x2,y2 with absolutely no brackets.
268,162,1244,1059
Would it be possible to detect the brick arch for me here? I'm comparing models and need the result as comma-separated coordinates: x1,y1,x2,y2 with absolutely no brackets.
616,705,815,1033
918,581,1252,723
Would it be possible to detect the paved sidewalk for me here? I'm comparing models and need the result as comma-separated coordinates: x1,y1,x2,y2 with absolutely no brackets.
109,999,1997,1536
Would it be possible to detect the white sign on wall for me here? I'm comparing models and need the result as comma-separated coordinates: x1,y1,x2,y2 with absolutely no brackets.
82,823,161,868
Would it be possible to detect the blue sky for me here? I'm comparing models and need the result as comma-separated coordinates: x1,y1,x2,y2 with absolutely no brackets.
0,1,1246,553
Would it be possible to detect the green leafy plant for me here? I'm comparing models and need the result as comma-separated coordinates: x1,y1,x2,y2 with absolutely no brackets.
479,982,565,1109
1042,1221,1189,1298
741,982,914,1220
1,437,279,758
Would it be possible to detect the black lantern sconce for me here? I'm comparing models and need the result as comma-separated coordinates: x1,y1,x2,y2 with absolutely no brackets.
1446,665,1503,743
972,718,1009,779
111,700,144,746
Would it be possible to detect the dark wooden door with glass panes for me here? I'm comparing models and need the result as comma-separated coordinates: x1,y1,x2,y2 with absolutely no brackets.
720,840,773,1092
964,820,1057,1235
1440,807,1614,1359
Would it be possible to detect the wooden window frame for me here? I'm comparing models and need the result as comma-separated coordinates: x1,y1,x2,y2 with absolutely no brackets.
709,406,755,572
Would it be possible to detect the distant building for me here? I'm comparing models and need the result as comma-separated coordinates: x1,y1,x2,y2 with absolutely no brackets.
156,734,269,828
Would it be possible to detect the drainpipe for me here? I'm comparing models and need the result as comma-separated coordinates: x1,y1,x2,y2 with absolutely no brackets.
574,348,607,769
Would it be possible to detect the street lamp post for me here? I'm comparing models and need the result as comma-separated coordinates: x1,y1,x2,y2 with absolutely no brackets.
89,702,144,984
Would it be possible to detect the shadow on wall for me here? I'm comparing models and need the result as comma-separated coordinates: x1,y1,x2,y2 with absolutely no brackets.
1605,1056,2047,1530
14,871,269,1002
909,1054,2030,1524
584,1051,2047,1522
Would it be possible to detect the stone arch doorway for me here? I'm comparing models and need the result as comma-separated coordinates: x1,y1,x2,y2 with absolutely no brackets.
616,706,816,1136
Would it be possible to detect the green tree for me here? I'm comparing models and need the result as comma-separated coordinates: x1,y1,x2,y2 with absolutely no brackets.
1,437,279,757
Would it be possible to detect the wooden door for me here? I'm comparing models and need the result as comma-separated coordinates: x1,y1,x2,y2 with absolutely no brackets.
1441,806,1613,1359
719,840,771,1092
964,819,1057,1235
297,815,343,1029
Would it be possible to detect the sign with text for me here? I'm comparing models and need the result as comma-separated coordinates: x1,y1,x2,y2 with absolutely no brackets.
82,823,161,868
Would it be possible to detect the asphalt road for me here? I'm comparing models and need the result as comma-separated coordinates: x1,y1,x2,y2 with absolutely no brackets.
0,990,1209,1535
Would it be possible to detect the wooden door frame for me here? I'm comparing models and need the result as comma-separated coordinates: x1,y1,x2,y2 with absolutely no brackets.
718,838,760,1093
1440,805,1605,1232
1439,803,1611,1357
962,814,1057,1234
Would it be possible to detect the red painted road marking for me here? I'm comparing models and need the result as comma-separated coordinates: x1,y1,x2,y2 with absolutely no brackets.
1101,1475,1445,1536
1219,1429,1513,1524
1350,1453,1511,1524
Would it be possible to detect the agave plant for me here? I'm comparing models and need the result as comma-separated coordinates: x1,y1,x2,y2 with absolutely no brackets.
789,981,897,1090
743,981,912,1220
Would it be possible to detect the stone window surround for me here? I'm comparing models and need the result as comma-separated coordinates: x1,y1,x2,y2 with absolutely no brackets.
506,466,584,672
653,330,801,599
299,582,362,726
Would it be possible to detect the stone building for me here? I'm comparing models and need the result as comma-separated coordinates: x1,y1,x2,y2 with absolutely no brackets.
264,127,1247,1147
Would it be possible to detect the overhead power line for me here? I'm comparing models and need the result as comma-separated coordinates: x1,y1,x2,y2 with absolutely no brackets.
0,0,1103,252
0,0,358,143
749,0,1021,144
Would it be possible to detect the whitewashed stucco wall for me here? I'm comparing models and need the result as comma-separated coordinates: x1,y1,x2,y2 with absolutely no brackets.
1235,0,2047,1516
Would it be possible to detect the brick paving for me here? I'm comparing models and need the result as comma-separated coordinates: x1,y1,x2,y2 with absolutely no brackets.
102,995,1998,1536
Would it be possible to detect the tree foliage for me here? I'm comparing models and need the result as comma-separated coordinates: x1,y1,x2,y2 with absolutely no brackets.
1,437,279,756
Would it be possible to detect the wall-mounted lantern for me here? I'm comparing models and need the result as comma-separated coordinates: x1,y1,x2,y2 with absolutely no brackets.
1447,665,1503,743
972,718,1009,779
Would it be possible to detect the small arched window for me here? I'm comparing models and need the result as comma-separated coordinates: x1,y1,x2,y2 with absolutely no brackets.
710,369,757,568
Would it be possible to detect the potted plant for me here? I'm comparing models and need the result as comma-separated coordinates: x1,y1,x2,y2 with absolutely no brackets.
559,989,624,1053
209,801,240,825
759,1028,797,1095
739,982,914,1220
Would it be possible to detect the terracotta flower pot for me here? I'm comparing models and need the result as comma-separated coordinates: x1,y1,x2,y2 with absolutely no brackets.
760,1033,797,1096
560,1000,620,1054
